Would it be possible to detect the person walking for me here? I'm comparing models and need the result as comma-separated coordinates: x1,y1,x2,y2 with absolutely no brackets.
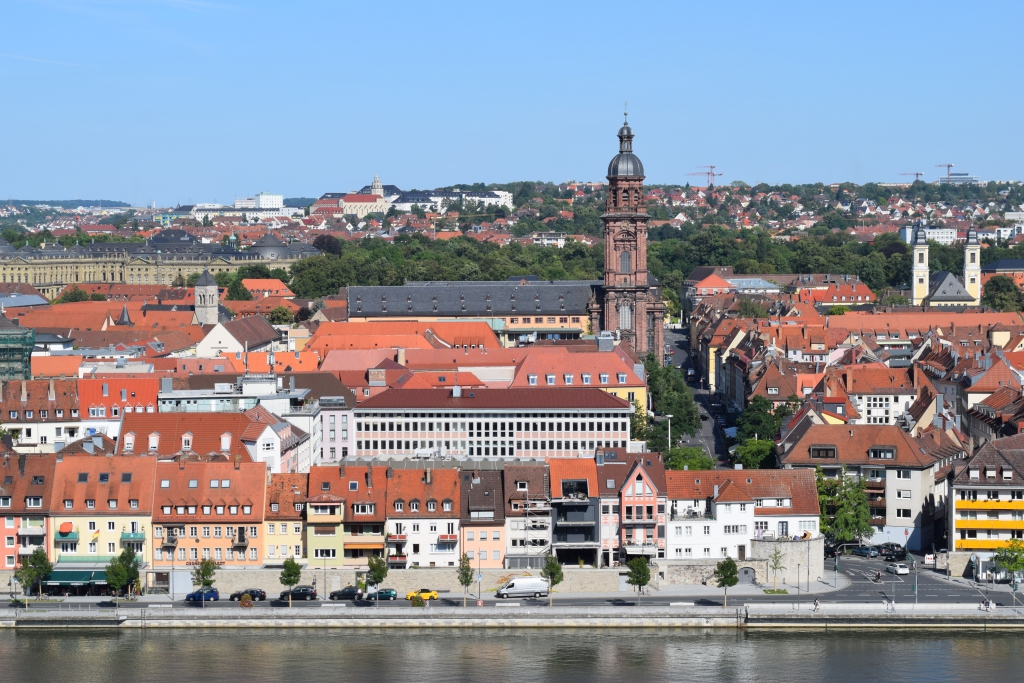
813,598,821,612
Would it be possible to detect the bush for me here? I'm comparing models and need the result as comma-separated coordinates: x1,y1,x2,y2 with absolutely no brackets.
411,595,426,607
240,593,254,608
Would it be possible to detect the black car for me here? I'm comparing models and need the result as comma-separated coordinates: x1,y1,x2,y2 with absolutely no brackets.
279,586,318,601
884,549,908,562
329,586,362,601
230,588,266,601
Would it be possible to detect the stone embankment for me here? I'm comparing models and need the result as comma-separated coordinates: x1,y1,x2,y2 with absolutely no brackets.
5,603,1024,629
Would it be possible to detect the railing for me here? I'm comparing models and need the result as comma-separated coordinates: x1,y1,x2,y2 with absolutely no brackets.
438,534,458,543
232,536,249,548
870,516,886,526
161,535,178,548
388,534,407,542
388,555,407,562
18,545,44,556
54,532,79,543
17,526,46,536
671,511,715,521
121,532,145,542
865,478,885,489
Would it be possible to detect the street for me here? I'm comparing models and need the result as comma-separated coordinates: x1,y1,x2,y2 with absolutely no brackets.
663,326,726,464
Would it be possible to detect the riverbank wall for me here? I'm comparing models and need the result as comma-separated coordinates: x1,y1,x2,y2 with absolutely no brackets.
5,604,1024,629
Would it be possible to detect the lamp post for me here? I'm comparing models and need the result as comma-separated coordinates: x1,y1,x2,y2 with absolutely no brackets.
666,415,673,451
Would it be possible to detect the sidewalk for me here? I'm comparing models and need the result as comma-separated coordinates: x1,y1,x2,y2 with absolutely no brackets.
12,594,174,605
555,574,852,601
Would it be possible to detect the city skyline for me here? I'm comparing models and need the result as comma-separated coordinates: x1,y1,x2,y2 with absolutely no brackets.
1,1,1022,205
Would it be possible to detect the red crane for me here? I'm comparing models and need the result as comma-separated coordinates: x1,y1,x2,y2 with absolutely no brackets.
899,172,925,182
686,165,723,187
935,163,954,180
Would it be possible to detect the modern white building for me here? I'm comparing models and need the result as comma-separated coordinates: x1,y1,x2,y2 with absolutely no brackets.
900,224,958,245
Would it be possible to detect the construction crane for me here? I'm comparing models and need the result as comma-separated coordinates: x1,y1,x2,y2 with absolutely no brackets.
686,165,723,187
935,163,954,180
899,172,925,182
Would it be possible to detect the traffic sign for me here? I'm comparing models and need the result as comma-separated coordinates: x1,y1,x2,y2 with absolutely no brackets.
477,574,482,581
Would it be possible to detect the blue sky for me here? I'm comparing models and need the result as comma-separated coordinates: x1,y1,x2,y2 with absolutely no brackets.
1,0,1022,206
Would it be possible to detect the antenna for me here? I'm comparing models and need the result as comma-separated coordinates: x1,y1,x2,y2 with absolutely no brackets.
686,165,723,187
899,172,925,182
935,163,954,180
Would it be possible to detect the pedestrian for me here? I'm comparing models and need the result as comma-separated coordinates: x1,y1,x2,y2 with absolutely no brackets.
890,599,896,613
813,598,820,612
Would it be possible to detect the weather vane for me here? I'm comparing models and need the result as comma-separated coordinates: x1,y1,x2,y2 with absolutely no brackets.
624,100,628,123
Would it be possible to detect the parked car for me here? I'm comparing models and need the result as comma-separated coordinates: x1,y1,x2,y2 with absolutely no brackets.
329,586,363,601
229,588,266,601
364,587,398,601
185,587,219,602
406,588,438,601
497,577,549,599
886,563,910,575
851,546,878,557
884,549,908,562
280,586,318,601
700,415,709,421
878,543,902,555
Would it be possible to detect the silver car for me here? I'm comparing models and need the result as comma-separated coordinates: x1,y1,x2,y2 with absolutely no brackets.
886,563,910,575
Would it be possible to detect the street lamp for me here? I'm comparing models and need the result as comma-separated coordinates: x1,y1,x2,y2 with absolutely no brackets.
666,415,673,451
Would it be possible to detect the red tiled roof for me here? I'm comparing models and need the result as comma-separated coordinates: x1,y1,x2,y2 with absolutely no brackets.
385,468,460,519
357,388,630,410
548,457,598,497
151,460,267,524
51,455,158,515
665,469,820,516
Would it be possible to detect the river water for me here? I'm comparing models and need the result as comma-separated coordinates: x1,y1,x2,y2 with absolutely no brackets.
0,629,1018,682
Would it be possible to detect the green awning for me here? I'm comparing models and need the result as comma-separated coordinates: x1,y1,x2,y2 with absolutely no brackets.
45,570,95,586
91,571,107,585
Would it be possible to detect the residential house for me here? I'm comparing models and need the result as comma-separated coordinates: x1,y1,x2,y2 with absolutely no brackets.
597,451,667,565
384,466,460,568
194,316,279,357
264,473,308,563
1,379,81,454
305,465,347,568
0,452,55,569
459,469,506,568
549,457,600,566
503,464,551,569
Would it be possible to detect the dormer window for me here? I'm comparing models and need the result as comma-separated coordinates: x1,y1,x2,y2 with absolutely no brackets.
528,375,538,386
545,375,556,386
123,433,135,451
582,374,591,385
810,447,836,459
221,433,231,451
600,374,609,384
564,374,574,385
149,433,159,451
182,434,192,451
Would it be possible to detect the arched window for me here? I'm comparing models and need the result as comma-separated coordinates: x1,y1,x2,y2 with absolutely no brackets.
618,302,632,330
620,250,631,274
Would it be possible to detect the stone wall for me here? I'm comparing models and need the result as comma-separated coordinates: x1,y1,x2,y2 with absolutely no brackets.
657,558,768,586
750,536,824,587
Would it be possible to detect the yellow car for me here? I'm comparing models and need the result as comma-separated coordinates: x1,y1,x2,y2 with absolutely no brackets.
405,588,439,601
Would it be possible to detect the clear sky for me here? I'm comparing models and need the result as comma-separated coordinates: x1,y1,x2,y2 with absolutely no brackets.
1,0,1022,206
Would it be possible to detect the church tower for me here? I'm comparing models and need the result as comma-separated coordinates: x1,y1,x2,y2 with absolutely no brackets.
194,269,220,325
594,113,665,357
911,225,930,305
964,226,981,306
370,175,384,198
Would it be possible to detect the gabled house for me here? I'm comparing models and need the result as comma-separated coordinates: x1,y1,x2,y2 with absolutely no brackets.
384,466,460,568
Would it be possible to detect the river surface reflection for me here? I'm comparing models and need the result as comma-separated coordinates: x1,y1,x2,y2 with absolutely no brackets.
0,628,1018,682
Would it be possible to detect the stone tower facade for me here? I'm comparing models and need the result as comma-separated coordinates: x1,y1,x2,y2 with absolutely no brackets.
194,269,220,325
590,116,665,357
964,227,981,306
911,226,930,306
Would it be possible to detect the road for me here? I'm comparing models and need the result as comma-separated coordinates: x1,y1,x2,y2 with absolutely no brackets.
12,556,1015,610
663,326,726,464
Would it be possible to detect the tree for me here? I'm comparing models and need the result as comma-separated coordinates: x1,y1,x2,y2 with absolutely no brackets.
54,286,89,304
630,399,647,441
280,557,302,607
191,558,217,607
625,557,651,603
732,439,774,470
664,446,715,470
226,278,252,301
825,305,849,315
993,539,1024,607
767,545,786,593
816,467,874,545
89,292,107,301
366,556,388,605
712,557,739,606
982,275,1024,312
113,547,140,597
540,555,563,607
104,558,128,606
266,306,294,325
881,294,909,307
172,273,187,287
456,552,474,607
735,396,778,441
737,297,769,318
14,548,52,604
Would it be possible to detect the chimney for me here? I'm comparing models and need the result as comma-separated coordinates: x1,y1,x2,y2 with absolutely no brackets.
338,463,346,478
366,468,373,488
289,376,295,391
234,453,242,469
48,379,55,402
18,452,26,476
179,459,185,470
20,381,26,403
397,347,406,366
386,466,394,479
425,469,432,484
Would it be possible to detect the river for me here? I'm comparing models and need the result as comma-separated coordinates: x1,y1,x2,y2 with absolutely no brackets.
0,629,1017,682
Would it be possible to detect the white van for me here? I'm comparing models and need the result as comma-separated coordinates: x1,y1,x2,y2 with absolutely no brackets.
496,576,549,599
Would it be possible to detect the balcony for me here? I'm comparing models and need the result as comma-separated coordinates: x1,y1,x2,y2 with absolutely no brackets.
527,523,549,531
232,536,250,549
54,531,79,543
621,518,658,526
865,478,885,490
870,516,886,526
867,498,886,507
121,532,146,543
388,534,407,543
438,534,458,543
956,499,1024,510
18,545,44,556
671,510,715,522
623,541,658,556
956,539,1014,550
956,519,1024,530
388,555,407,563
17,526,46,537
161,535,178,548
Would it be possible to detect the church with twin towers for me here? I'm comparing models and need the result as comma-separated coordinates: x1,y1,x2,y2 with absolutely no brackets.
910,223,982,307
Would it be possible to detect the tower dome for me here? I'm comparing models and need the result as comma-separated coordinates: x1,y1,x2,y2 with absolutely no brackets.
607,114,644,179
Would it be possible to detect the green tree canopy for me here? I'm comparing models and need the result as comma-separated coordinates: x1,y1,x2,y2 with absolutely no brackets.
54,286,89,304
816,466,874,544
664,446,715,470
14,547,52,603
266,306,294,325
625,557,651,602
712,557,739,606
279,557,302,606
191,558,217,588
541,555,564,607
226,279,253,301
456,552,474,607
366,556,388,603
732,439,774,470
982,275,1024,312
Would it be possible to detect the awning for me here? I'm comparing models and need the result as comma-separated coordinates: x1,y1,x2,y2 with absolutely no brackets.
344,542,385,550
91,571,108,585
44,570,95,586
